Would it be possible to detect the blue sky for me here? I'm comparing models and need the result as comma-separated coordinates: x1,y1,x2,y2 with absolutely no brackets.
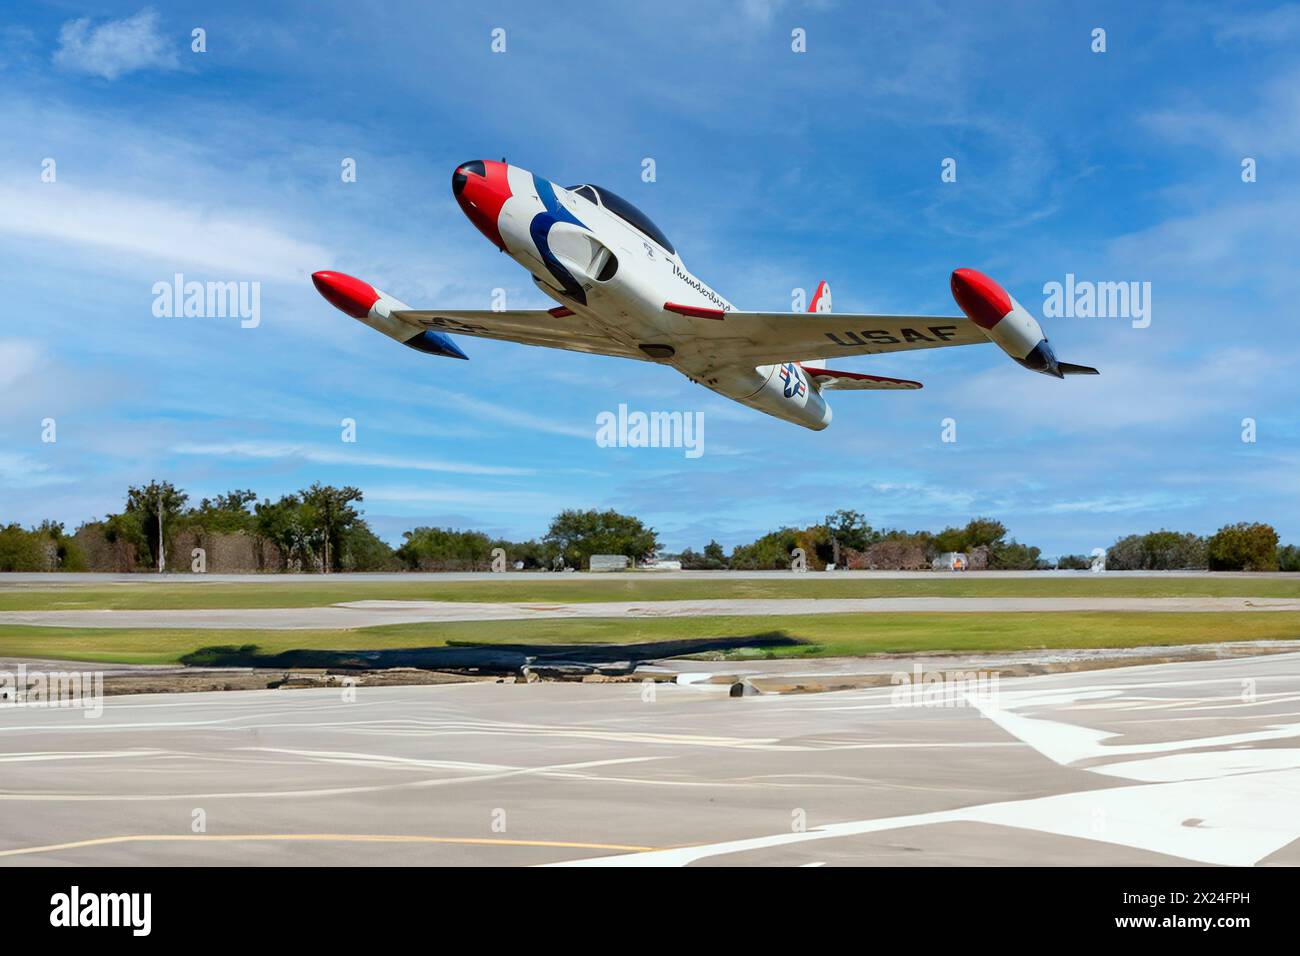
2,1,1298,558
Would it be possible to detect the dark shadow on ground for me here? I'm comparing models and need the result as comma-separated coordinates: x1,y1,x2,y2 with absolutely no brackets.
180,632,807,676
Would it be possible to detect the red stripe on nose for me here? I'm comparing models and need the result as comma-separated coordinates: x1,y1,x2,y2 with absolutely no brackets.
950,268,1012,330
454,160,512,250
312,271,379,318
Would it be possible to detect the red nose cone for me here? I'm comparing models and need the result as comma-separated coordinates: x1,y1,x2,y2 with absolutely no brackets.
452,160,512,250
950,268,1013,330
312,270,379,319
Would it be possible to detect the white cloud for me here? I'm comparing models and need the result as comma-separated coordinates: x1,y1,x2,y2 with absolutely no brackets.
959,346,1293,432
0,452,72,488
1106,196,1300,296
362,485,567,513
432,390,595,439
0,338,42,391
171,441,532,476
0,180,330,281
1144,67,1300,161
53,8,179,81
740,0,789,23
1036,494,1194,515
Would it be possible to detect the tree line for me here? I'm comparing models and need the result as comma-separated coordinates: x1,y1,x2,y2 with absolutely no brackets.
0,482,657,573
4,481,392,574
702,512,1047,571
0,485,1295,573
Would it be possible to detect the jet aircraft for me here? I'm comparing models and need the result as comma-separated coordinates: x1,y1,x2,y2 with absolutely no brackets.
313,160,1096,430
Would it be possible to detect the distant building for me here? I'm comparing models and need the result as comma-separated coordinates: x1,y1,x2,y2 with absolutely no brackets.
640,559,682,571
589,554,631,572
933,552,968,571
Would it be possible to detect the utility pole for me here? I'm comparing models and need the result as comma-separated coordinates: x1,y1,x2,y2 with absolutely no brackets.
157,489,165,574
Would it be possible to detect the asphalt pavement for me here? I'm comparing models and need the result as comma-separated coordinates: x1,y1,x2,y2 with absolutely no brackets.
2,651,1298,866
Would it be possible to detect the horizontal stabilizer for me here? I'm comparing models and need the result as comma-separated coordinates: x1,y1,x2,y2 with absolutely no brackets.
1058,362,1100,376
804,366,923,391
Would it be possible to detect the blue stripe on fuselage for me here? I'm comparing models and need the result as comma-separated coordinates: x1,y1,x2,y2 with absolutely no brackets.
529,176,589,305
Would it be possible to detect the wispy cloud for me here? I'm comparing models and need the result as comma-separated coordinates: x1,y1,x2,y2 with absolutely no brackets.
362,485,570,514
53,8,179,81
172,441,532,476
0,452,72,488
0,180,330,281
432,390,595,439
0,338,43,391
1214,4,1300,44
1144,68,1300,161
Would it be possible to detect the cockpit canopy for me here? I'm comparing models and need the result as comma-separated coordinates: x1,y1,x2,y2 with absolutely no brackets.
567,184,675,255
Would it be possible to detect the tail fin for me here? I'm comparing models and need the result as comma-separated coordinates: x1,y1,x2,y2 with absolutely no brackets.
1058,362,1100,375
802,281,831,370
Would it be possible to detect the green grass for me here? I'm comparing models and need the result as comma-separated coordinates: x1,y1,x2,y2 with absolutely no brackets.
3,574,1300,611
3,611,1298,665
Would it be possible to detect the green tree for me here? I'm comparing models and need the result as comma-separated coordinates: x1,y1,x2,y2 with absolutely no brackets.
730,528,802,570
543,509,658,569
193,489,258,533
299,483,364,573
1106,531,1207,570
962,518,1008,550
1207,523,1279,571
0,522,86,572
678,539,727,570
397,527,494,570
990,540,1043,570
1105,534,1145,570
932,518,1008,556
101,511,146,568
824,509,876,562
255,494,311,571
36,520,87,571
123,480,189,570
931,525,965,555
0,524,46,571
339,523,397,571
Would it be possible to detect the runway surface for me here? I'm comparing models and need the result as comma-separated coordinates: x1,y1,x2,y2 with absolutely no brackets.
5,596,1299,629
2,651,1299,866
8,570,1294,587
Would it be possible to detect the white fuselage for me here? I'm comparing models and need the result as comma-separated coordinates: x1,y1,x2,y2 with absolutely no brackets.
490,167,830,429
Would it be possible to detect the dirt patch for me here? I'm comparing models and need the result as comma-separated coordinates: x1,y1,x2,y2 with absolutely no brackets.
95,668,492,696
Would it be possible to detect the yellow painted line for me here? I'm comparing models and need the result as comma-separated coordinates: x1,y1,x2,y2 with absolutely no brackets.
0,833,656,858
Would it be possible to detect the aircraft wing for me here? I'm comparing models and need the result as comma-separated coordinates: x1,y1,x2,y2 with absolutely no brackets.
674,309,990,366
392,307,649,361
